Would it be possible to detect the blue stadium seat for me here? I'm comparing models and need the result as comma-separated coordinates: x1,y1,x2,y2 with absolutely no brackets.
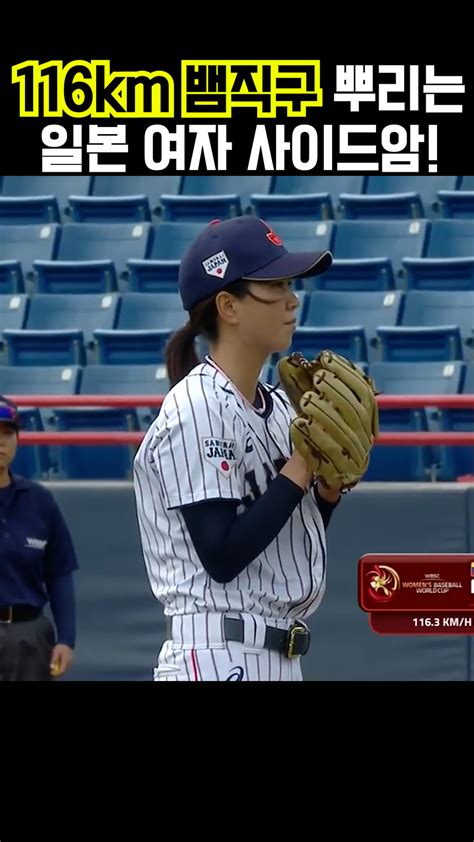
0,365,82,435
463,360,474,393
302,291,404,358
25,293,121,359
80,364,168,429
251,176,365,220
36,223,153,292
438,191,474,218
438,177,474,218
332,220,429,285
94,329,172,365
406,290,473,339
1,175,91,222
118,293,186,331
370,361,465,397
432,358,474,480
0,294,29,335
150,221,214,259
376,327,463,362
340,176,459,220
289,326,368,362
402,219,474,289
402,257,474,291
436,409,474,480
0,196,61,225
162,176,271,220
34,259,118,294
363,407,434,481
51,407,140,480
3,329,87,367
69,195,151,223
426,219,474,257
11,408,51,481
127,259,179,293
69,175,184,222
0,224,60,293
128,222,209,289
315,258,396,292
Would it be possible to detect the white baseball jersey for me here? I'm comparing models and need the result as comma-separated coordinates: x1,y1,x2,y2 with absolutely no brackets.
133,357,327,623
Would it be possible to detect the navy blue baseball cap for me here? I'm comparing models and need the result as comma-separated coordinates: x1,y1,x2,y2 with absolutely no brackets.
178,216,333,311
0,396,20,430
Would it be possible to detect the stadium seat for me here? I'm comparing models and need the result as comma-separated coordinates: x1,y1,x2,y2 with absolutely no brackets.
3,329,87,367
25,293,121,360
94,329,172,365
35,223,153,293
69,175,182,222
0,175,91,224
0,294,30,334
331,220,429,286
376,326,463,362
80,364,168,429
363,406,434,481
51,407,140,480
161,176,271,220
377,291,474,360
0,223,60,293
301,291,404,358
370,361,465,397
126,222,209,290
288,326,368,362
340,176,459,220
434,358,474,480
118,293,186,331
0,365,82,434
251,176,365,220
402,220,474,290
315,258,396,292
402,257,474,291
127,259,179,293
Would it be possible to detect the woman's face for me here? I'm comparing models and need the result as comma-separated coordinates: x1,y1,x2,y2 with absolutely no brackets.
0,423,18,470
233,280,300,353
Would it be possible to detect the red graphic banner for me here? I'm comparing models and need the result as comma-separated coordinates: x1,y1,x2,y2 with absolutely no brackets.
358,555,474,636
358,554,474,613
369,612,474,635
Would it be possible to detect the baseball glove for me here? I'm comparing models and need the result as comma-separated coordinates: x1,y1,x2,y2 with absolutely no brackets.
277,350,380,491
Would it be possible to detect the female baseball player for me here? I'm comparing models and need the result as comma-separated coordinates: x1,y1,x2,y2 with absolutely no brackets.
133,216,341,681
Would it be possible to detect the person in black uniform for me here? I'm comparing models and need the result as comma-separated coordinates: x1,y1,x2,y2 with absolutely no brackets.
0,396,79,681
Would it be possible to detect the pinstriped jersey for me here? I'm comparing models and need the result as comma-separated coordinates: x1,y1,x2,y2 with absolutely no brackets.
133,357,327,621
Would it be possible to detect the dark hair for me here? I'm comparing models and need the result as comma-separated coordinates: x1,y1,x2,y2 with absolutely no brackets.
165,279,250,388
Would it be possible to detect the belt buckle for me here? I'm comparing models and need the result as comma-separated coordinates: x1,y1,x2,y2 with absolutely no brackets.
0,606,13,624
286,623,310,659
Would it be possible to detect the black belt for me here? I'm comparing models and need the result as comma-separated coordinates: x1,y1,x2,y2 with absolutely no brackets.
0,605,42,624
223,617,310,659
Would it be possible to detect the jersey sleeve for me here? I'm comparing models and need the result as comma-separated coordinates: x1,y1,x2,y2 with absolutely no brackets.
151,382,246,510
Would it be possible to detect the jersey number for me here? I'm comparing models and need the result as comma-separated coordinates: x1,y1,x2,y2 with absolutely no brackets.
242,457,286,508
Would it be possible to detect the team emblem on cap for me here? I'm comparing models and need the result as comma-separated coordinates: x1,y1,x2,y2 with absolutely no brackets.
202,250,229,279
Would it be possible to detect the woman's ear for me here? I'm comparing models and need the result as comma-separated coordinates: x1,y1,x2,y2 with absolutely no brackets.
215,291,239,325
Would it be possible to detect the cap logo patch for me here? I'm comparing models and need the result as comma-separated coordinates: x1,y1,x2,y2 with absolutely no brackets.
260,220,283,246
202,250,229,278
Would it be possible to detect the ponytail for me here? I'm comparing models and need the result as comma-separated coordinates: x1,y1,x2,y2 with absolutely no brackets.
165,279,251,388
165,321,199,388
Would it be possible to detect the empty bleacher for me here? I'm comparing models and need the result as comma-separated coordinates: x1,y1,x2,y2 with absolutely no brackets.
0,175,472,481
